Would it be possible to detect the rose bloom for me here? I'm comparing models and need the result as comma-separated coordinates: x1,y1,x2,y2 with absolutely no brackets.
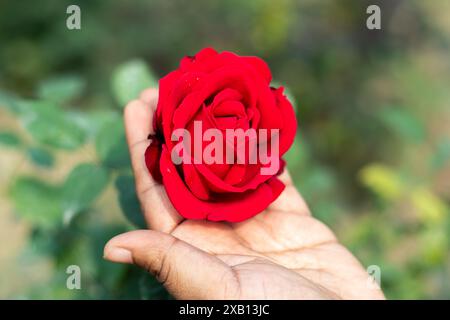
145,48,297,222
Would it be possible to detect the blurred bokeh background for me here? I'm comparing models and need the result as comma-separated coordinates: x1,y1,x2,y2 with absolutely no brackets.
1,0,449,299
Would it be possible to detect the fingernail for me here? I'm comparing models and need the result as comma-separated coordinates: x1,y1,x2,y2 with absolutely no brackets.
103,246,133,263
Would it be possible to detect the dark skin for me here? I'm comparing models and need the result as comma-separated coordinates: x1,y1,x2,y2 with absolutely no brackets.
103,88,385,299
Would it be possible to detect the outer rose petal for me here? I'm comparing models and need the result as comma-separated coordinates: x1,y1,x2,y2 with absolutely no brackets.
145,139,162,183
273,87,297,156
180,48,236,74
156,70,183,139
159,146,285,222
242,56,272,84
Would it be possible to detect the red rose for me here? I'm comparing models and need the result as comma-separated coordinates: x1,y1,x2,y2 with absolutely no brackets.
145,48,297,222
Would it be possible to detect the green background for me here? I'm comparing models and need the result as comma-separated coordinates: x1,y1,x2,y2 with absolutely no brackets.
1,0,449,299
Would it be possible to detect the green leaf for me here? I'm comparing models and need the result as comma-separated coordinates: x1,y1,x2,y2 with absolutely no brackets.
115,174,146,228
61,163,109,224
68,110,120,139
27,147,54,167
37,75,85,104
378,107,425,143
111,59,157,107
18,100,86,150
95,118,130,169
27,227,60,256
0,131,21,147
10,177,62,228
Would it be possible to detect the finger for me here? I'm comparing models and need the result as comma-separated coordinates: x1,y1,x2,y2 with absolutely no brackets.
268,169,310,215
139,88,159,104
124,93,183,232
104,230,239,299
123,99,155,196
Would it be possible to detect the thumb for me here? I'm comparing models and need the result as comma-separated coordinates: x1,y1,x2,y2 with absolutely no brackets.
104,230,238,299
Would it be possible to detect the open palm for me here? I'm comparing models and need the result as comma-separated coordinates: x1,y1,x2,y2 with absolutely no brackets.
104,89,384,300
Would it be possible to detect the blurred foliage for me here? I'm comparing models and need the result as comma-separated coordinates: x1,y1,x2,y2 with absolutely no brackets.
0,0,450,299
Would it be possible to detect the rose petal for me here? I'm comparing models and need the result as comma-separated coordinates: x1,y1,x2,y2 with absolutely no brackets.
182,163,210,200
172,67,258,129
255,85,283,130
213,100,246,118
273,87,297,155
210,88,243,106
242,56,272,84
207,178,285,222
224,164,246,185
144,139,162,183
179,47,219,71
160,146,285,222
194,161,272,193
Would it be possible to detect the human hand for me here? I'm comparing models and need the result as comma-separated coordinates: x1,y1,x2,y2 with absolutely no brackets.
103,88,385,300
